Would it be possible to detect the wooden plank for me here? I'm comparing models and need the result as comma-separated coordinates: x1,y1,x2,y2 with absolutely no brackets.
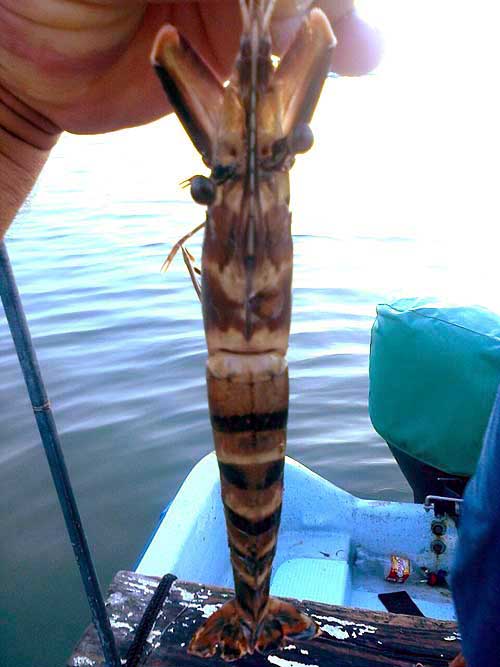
68,571,185,666
68,570,462,667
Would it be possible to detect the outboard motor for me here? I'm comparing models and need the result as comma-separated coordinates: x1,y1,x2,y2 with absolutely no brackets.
369,298,500,504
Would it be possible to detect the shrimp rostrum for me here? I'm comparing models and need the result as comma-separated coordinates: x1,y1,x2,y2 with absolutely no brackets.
151,0,335,661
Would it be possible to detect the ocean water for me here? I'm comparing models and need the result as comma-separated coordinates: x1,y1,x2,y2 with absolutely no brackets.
1,24,498,663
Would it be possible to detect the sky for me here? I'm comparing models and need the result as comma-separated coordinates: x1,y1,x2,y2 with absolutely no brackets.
301,4,498,227
288,0,499,303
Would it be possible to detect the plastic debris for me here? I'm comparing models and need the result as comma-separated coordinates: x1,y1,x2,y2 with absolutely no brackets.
385,555,411,583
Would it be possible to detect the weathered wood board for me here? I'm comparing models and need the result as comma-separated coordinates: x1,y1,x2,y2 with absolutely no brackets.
68,570,461,667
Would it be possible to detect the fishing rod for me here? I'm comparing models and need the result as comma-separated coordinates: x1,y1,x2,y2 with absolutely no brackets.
0,240,121,667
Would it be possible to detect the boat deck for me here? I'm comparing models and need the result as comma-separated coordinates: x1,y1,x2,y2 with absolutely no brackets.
68,570,461,667
136,454,458,624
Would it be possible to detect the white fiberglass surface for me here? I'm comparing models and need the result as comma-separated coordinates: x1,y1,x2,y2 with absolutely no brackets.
137,453,456,620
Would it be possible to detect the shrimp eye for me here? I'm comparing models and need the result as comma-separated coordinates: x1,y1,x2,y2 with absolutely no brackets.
190,175,216,206
289,123,314,154
212,163,236,183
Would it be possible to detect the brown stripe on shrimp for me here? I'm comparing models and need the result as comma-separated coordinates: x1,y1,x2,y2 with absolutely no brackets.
218,458,284,489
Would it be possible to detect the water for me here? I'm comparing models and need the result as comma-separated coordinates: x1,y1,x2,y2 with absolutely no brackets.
1,40,498,664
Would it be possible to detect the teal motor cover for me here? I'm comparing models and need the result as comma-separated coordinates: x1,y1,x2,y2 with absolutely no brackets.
369,298,500,476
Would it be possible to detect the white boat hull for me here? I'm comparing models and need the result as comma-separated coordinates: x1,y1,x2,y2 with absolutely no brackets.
137,453,457,620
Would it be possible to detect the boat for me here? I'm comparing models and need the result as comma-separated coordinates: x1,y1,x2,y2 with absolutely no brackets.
136,451,458,622
68,416,463,666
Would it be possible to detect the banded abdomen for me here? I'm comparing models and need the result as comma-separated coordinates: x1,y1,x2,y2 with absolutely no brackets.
187,354,318,660
210,356,287,623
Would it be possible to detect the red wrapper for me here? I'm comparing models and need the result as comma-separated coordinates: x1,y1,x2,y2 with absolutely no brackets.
385,554,411,583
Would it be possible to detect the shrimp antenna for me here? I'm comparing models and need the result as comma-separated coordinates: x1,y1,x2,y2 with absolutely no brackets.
239,0,250,31
263,0,279,30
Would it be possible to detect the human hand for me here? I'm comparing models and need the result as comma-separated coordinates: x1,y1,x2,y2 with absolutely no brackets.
0,1,381,235
449,652,467,667
0,0,381,133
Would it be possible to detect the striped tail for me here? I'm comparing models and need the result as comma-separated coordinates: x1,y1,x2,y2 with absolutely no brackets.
188,358,319,661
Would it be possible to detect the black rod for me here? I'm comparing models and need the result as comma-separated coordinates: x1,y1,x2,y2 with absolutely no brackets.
0,241,121,667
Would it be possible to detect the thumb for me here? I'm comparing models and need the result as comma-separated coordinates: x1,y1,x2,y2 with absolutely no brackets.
316,1,383,75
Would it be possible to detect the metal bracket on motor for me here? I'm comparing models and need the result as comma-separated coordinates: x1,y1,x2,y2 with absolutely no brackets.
424,494,464,517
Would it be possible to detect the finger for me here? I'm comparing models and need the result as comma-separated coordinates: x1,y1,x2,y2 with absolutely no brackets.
270,1,381,75
316,2,383,75
449,652,467,667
